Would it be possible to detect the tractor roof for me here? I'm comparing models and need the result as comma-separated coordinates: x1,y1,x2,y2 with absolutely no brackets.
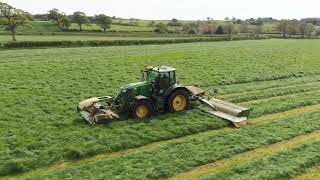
152,66,176,73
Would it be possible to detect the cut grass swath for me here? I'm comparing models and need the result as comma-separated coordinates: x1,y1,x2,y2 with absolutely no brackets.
6,104,320,180
170,130,320,180
201,141,320,180
24,110,320,179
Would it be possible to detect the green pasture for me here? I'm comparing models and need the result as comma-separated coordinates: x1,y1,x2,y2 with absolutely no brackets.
1,39,320,179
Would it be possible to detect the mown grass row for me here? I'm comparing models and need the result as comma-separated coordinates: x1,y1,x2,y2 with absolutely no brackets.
202,141,320,180
214,75,320,95
221,81,320,103
25,110,320,179
243,89,320,118
2,83,320,176
295,165,320,180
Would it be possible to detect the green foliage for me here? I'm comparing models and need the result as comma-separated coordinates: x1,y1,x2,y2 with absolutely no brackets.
167,18,182,27
94,14,112,31
154,22,168,33
203,141,320,180
0,36,268,48
60,15,71,30
0,2,33,41
47,8,60,23
71,11,90,31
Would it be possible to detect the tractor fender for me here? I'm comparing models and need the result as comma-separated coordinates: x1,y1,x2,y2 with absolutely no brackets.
132,95,155,111
164,85,192,110
164,84,191,98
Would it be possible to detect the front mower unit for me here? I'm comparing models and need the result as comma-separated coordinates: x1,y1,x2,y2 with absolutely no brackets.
77,96,119,124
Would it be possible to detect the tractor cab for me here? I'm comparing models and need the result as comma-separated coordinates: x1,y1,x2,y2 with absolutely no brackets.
142,66,176,94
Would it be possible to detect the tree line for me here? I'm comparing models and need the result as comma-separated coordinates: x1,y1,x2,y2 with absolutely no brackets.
47,9,112,32
181,17,317,39
0,1,319,41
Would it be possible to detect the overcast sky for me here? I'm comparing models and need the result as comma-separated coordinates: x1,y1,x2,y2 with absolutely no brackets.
2,0,319,20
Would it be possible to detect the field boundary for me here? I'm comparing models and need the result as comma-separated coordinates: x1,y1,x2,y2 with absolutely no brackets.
169,131,320,180
4,104,320,180
0,36,269,49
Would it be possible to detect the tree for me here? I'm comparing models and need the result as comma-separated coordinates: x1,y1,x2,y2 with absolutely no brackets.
167,18,181,26
231,16,237,24
48,8,61,24
287,20,299,38
215,25,224,34
95,14,112,32
299,22,307,38
277,20,289,38
60,15,71,30
0,2,32,41
148,20,156,27
306,23,315,37
254,24,263,37
182,22,198,34
239,24,248,33
224,22,235,40
71,11,89,31
154,23,167,33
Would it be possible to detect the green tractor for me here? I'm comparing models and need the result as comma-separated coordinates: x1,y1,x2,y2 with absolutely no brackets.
77,66,251,127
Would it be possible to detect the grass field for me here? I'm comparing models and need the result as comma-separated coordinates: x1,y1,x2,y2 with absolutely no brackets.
1,39,320,179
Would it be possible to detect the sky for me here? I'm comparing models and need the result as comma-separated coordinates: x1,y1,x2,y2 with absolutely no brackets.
2,0,319,20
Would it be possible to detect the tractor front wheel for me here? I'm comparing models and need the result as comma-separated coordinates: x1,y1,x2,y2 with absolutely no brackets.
132,100,153,119
168,89,190,113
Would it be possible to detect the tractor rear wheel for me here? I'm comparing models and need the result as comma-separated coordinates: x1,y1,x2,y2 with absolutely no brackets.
168,89,190,113
132,100,153,119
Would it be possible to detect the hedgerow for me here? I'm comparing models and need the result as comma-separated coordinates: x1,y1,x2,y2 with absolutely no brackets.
0,36,269,48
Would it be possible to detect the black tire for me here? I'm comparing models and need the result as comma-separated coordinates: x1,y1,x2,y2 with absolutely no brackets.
167,89,190,113
131,100,153,119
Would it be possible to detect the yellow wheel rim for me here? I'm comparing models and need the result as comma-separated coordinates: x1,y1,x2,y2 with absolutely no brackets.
172,95,187,112
136,105,148,118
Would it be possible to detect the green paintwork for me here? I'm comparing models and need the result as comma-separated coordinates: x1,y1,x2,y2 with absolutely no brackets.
114,66,181,114
121,81,153,98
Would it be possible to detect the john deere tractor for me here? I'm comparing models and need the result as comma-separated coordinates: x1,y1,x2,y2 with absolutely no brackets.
77,66,251,127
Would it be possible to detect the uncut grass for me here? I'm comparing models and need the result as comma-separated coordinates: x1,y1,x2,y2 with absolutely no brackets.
202,141,320,180
27,110,320,180
243,89,320,118
220,81,320,103
2,40,320,175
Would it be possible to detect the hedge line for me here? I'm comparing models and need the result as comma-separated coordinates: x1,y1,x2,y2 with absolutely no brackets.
0,36,270,49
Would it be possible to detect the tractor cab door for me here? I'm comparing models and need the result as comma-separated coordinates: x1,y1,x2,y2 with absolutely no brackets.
155,71,176,94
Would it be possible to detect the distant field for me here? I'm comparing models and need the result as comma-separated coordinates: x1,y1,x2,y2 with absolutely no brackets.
0,21,62,33
69,23,182,32
2,39,320,179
